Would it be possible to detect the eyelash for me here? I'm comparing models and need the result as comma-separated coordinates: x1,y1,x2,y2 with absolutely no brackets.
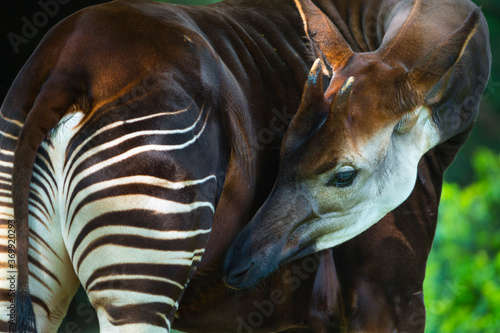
395,108,420,133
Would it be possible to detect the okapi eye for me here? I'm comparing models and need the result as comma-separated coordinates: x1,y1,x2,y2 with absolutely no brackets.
394,107,422,134
327,170,357,188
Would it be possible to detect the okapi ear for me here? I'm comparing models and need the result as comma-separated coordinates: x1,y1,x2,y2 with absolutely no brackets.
409,8,480,97
295,0,354,76
286,59,328,146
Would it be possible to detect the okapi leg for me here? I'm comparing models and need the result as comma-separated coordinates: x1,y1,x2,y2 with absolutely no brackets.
0,139,80,333
76,210,213,332
64,141,218,331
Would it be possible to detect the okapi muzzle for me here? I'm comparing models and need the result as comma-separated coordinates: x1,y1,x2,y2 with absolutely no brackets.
224,0,481,289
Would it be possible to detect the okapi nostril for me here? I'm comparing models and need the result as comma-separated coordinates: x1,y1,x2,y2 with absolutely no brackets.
233,261,254,278
223,261,255,288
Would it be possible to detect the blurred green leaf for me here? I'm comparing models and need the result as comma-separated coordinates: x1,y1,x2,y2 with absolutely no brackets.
425,148,500,332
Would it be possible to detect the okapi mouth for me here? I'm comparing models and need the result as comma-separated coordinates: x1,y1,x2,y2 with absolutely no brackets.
222,185,320,289
222,235,319,290
222,261,255,290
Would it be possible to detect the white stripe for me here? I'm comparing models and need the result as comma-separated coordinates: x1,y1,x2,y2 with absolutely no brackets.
73,174,216,194
67,194,214,242
0,172,11,180
78,245,201,284
28,181,56,216
0,130,17,140
0,180,11,187
62,103,199,192
0,112,24,128
0,149,14,156
65,174,216,222
65,110,209,201
72,225,210,264
87,274,184,292
96,318,171,333
32,164,57,200
28,205,52,233
0,197,12,205
0,160,13,168
68,114,204,171
0,211,14,219
80,226,211,243
34,148,55,174
28,198,52,220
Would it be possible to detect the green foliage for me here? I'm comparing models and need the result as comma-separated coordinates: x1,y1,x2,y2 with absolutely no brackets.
424,148,500,332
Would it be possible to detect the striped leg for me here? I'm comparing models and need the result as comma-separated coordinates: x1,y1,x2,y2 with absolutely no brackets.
60,101,220,331
28,142,81,332
0,142,17,332
0,141,80,332
66,175,216,331
2,69,222,331
25,207,80,332
77,210,213,332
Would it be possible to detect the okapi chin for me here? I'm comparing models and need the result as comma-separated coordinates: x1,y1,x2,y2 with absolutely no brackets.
0,0,490,332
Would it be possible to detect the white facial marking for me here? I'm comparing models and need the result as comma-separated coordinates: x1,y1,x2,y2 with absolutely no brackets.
293,106,441,254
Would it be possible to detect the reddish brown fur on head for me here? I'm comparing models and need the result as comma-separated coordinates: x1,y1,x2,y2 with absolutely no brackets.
224,0,482,290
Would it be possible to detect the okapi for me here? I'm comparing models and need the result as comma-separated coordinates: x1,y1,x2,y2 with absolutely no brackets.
0,0,490,332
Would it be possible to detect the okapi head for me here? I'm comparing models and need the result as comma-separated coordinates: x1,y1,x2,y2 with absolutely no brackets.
223,0,482,289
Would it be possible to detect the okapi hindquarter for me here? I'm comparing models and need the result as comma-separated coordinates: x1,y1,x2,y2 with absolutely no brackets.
0,0,490,332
